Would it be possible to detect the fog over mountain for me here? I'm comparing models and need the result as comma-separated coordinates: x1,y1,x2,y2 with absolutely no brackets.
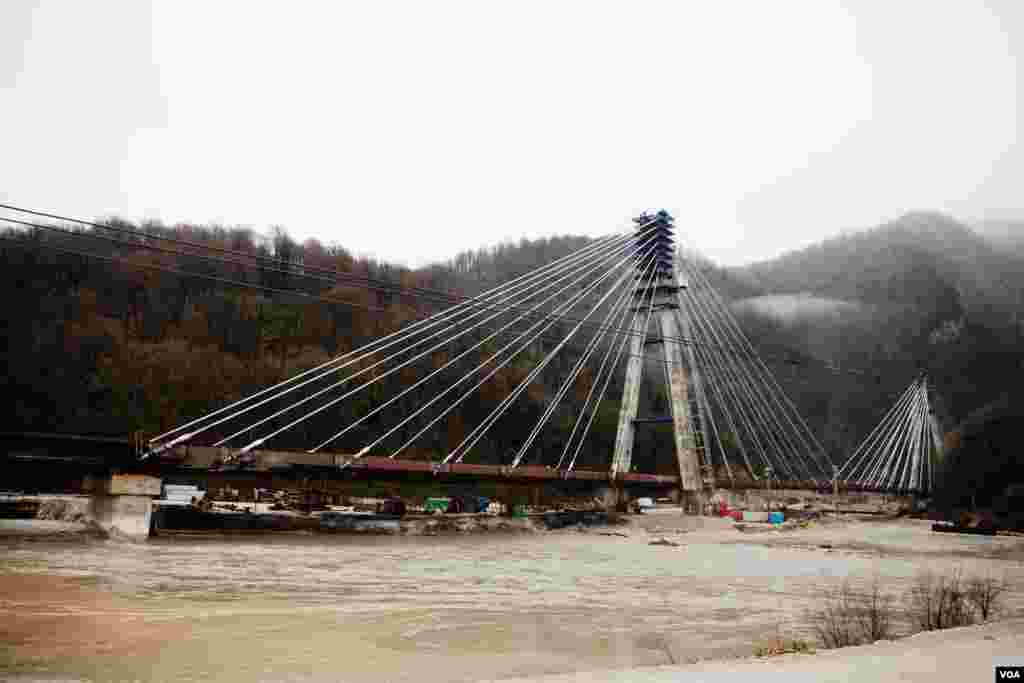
974,218,1024,258
713,211,1024,507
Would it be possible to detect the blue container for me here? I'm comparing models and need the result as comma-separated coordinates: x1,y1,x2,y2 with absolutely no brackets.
768,511,784,524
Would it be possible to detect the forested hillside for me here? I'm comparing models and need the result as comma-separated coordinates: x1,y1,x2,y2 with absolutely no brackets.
0,223,678,472
3,211,1023,496
725,212,1024,507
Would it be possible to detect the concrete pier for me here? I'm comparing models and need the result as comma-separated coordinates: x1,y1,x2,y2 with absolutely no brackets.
83,473,162,540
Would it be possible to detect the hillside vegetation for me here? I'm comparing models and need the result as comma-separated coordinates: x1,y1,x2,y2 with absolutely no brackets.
0,224,678,472
3,211,1023,501
727,212,1024,507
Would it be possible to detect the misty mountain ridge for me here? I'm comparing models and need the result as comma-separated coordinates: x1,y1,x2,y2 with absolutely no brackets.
711,211,1024,466
730,211,1023,325
974,218,1024,258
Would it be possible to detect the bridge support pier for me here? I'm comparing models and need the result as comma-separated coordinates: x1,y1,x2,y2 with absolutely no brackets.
680,490,707,516
83,473,162,541
596,485,626,512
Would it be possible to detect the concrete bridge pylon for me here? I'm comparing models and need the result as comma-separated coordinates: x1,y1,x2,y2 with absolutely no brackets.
610,211,707,514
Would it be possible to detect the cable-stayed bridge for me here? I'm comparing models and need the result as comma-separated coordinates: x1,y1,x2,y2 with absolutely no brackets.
0,206,938,537
136,213,827,486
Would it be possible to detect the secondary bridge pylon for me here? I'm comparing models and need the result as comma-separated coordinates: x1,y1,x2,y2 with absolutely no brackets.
837,373,942,495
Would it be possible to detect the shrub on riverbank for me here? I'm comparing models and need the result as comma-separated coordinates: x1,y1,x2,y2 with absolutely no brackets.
804,568,1008,653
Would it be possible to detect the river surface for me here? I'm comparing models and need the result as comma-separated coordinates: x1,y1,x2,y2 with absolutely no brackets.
2,514,1023,682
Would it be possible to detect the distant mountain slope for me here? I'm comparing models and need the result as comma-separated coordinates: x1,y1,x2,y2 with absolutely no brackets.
708,212,1024,468
739,212,1023,318
974,218,1024,259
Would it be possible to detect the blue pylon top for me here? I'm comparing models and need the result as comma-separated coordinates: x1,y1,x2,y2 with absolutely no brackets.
633,210,676,278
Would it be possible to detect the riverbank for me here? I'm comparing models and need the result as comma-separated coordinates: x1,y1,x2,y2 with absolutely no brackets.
500,616,1024,683
2,511,1023,681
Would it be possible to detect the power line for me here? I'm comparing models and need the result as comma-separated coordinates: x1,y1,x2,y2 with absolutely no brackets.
0,203,904,379
0,228,680,368
0,233,391,312
0,202,455,304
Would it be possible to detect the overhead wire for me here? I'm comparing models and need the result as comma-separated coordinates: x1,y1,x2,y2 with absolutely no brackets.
2,204,933,485
232,226,657,453
132,225,657,450
510,252,661,468
0,215,714,375
369,235,659,462
558,252,661,471
308,237,657,455
448,239,658,465
0,204,903,380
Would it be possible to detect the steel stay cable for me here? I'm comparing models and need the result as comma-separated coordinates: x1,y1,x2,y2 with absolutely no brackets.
837,380,919,480
171,230,640,450
681,303,760,479
2,231,698,454
677,255,830,478
556,257,660,470
449,243,657,466
681,273,816,481
852,382,921,483
150,225,650,446
901,388,927,490
676,268,778,476
905,387,927,491
670,280,724,480
2,207,892,380
866,381,922,486
61,220,647,447
892,385,925,491
449,245,660,465
883,382,927,489
917,382,935,492
222,232,654,452
608,267,659,477
6,208,923,478
360,239,659,462
4,215,697,365
306,246,658,453
675,252,831,467
860,387,917,487
4,210,743,362
678,311,733,483
566,263,662,473
2,222,718,380
675,297,758,480
676,260,804,478
510,253,659,468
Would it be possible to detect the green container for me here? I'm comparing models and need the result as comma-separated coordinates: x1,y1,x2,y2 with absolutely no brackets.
511,505,529,518
424,497,449,513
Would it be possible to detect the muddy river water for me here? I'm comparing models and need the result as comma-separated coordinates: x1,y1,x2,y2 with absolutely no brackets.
2,513,1023,682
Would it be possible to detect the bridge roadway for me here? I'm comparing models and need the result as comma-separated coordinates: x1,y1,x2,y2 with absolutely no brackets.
2,432,910,497
2,433,917,539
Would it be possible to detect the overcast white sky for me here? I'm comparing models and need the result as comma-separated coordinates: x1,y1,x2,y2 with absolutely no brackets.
1,1,1020,267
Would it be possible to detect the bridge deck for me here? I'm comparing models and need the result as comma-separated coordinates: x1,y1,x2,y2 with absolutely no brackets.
0,436,923,495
